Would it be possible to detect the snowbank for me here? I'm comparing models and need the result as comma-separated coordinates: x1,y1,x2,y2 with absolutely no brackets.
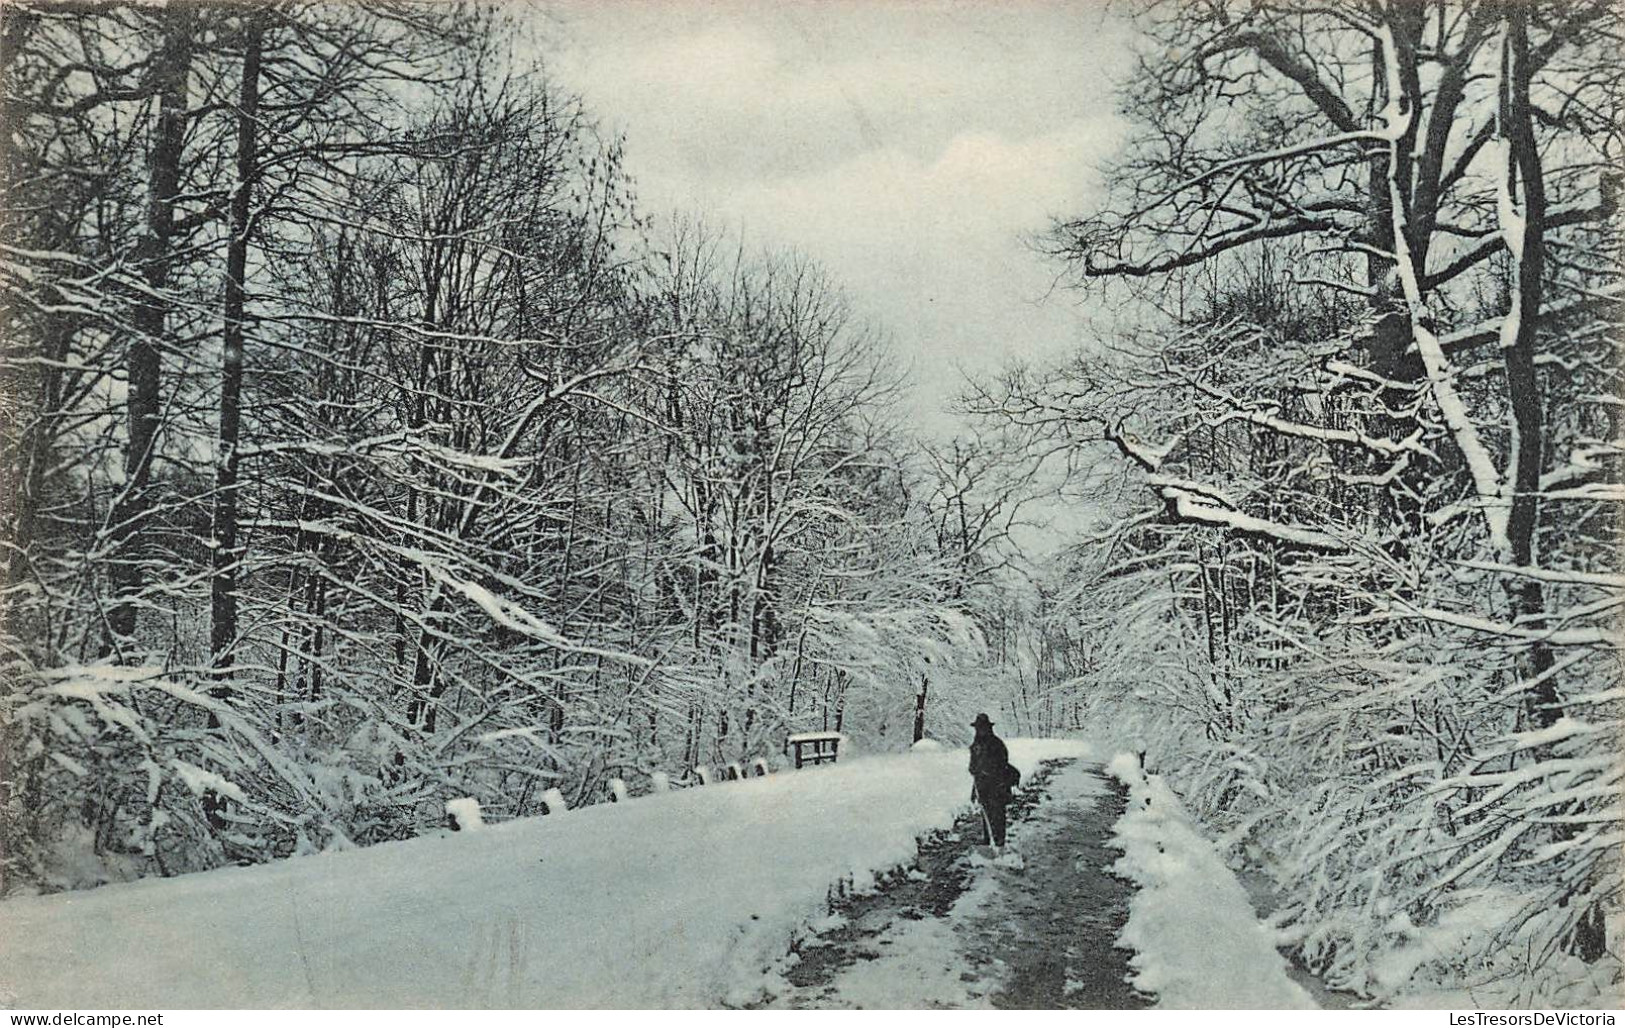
444,798,484,831
1107,753,1316,1009
0,739,1087,1008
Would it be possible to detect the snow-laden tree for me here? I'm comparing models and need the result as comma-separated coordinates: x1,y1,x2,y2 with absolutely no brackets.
631,221,1011,761
982,0,1622,1003
910,431,1042,740
0,3,642,884
2,8,1028,887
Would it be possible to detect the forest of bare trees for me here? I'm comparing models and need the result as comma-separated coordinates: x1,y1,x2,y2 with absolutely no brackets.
0,2,1032,891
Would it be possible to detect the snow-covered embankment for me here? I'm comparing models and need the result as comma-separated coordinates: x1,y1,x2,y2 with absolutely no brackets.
0,738,1085,1008
1107,753,1316,1009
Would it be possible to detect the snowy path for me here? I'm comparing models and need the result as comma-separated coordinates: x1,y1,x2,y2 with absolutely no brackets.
0,740,1087,1008
757,759,1150,1009
1,741,1318,1010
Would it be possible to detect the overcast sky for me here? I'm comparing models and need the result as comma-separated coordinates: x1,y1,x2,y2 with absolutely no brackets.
540,0,1135,435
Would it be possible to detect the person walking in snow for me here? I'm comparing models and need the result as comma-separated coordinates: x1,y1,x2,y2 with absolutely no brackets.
968,712,1014,848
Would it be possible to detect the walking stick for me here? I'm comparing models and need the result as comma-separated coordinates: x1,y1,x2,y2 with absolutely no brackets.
971,779,999,853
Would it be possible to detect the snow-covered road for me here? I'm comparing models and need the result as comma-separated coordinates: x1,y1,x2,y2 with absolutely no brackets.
0,739,1088,1008
759,758,1152,1009
1,739,1322,1009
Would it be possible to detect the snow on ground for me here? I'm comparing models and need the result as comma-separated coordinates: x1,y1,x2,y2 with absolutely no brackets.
796,869,1005,1008
1106,753,1317,1009
761,755,1142,1010
444,797,484,831
0,738,1087,1009
1371,888,1624,1010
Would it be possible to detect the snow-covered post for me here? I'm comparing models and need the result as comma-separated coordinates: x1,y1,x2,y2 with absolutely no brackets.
445,798,484,831
725,761,743,781
692,766,712,786
541,788,569,815
751,757,770,777
608,778,629,803
650,771,671,793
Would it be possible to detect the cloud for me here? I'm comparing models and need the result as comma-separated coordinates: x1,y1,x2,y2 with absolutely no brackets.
551,1,1127,184
541,0,1134,429
703,121,1119,419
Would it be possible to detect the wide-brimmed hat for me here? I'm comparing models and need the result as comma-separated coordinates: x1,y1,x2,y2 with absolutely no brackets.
971,713,994,728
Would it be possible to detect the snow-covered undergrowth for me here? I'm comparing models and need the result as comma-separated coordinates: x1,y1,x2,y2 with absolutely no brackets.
1162,727,1624,1009
1060,635,1622,1009
1107,752,1316,1009
1371,887,1624,1010
1076,710,1622,1010
0,739,1086,1008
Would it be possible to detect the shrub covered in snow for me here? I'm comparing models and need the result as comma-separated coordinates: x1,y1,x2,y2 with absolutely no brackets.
1041,528,1622,1006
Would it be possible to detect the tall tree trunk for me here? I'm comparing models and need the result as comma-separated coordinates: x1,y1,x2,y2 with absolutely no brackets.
106,7,194,649
1499,2,1558,726
209,11,266,684
201,10,264,838
1499,2,1599,964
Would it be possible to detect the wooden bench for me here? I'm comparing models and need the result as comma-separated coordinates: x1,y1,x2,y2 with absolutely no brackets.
786,731,844,769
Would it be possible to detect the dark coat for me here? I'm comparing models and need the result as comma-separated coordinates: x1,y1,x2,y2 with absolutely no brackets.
969,730,1011,799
